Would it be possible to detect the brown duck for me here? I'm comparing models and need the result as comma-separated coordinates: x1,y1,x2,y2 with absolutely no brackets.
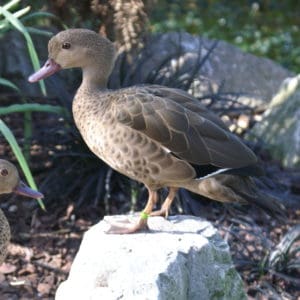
0,159,43,264
29,29,284,233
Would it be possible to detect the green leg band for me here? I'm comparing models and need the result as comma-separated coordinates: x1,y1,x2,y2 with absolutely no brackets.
140,211,150,220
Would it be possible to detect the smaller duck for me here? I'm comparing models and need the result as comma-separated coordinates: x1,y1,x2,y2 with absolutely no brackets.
0,159,43,265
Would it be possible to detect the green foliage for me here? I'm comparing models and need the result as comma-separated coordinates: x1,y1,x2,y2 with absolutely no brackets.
0,1,69,209
0,103,68,116
0,0,47,95
0,78,20,93
150,0,300,72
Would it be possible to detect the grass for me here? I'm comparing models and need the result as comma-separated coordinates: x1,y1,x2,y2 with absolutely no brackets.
0,78,20,93
0,0,47,96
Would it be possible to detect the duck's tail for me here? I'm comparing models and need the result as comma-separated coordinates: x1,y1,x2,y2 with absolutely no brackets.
182,174,286,221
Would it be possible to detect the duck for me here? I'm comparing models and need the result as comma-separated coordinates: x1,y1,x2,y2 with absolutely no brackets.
0,159,43,264
28,28,284,233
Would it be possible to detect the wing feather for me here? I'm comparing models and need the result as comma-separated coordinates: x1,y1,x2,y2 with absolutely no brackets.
113,86,257,168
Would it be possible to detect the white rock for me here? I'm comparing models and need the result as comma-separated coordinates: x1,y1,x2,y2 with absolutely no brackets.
56,215,246,300
249,74,300,167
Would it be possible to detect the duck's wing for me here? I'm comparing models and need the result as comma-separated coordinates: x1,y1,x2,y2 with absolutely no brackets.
113,86,257,168
143,85,228,130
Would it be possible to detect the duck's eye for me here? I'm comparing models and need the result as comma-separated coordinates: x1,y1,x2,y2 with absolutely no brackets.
62,42,71,49
0,169,8,176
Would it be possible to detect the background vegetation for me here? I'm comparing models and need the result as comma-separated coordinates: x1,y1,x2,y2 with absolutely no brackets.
150,0,300,73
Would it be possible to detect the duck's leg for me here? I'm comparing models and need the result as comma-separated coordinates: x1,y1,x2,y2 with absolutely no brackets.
105,187,157,234
151,187,178,218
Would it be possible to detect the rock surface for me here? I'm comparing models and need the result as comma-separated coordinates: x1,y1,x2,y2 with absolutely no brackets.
249,74,300,167
55,215,246,300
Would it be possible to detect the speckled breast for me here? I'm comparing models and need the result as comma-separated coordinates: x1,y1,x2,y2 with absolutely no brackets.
73,98,170,187
83,118,174,187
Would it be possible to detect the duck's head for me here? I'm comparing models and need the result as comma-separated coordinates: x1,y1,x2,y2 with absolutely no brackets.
0,160,43,199
28,29,116,84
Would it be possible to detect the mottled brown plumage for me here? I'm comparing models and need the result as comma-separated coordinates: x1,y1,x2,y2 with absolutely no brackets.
0,160,43,264
29,29,284,233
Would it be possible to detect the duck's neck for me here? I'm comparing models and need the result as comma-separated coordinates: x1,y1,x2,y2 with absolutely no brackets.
81,65,109,90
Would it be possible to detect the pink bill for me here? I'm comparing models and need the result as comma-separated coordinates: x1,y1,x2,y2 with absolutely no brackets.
28,59,61,83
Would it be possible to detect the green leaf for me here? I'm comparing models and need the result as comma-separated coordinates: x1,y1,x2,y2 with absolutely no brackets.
0,20,9,31
26,27,53,37
0,0,20,13
0,6,47,96
0,78,20,93
0,103,68,116
22,11,60,22
12,5,30,19
0,119,45,210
